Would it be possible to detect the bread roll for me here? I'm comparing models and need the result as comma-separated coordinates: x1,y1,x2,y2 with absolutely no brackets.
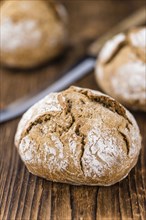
15,86,141,186
0,0,67,68
95,27,146,111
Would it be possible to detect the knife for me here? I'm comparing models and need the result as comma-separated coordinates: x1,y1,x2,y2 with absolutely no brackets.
0,7,145,123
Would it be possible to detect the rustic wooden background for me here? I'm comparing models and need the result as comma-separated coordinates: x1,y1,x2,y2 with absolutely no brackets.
0,1,146,219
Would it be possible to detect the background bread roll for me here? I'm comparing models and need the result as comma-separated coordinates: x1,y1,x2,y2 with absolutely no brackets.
95,27,146,111
15,86,141,186
0,0,67,68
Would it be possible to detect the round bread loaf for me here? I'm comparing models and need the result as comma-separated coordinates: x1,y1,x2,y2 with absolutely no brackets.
15,86,141,186
0,0,67,68
95,27,146,111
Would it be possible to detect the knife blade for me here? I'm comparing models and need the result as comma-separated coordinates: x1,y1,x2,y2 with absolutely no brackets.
0,56,95,123
0,7,145,123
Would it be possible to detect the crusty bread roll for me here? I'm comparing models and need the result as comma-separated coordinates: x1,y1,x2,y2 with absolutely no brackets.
95,27,146,111
0,0,67,68
15,86,141,186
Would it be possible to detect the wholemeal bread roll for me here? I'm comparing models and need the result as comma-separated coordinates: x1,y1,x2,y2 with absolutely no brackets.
0,0,67,68
95,27,146,111
15,86,141,186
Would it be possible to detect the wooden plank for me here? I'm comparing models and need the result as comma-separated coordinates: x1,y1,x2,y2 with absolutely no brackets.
51,183,71,220
70,186,98,220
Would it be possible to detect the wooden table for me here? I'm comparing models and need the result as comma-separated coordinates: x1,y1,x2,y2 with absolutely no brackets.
0,1,146,219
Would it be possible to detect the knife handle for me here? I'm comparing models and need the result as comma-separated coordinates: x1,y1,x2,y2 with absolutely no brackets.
88,7,146,56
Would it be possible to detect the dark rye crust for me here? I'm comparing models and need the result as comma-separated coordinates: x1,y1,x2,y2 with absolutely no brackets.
15,87,141,186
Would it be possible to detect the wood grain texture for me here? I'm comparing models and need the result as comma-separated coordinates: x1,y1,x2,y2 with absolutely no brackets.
0,1,146,219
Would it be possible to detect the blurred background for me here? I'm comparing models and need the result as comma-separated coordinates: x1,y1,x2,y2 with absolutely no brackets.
1,0,145,107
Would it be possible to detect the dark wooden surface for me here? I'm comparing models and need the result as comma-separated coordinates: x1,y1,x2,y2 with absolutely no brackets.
0,1,146,219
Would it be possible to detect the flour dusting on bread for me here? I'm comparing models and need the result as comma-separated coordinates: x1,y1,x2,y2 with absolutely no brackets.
15,86,141,186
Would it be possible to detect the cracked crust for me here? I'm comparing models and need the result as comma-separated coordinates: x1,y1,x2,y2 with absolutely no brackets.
0,0,67,68
95,27,146,111
15,86,141,186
